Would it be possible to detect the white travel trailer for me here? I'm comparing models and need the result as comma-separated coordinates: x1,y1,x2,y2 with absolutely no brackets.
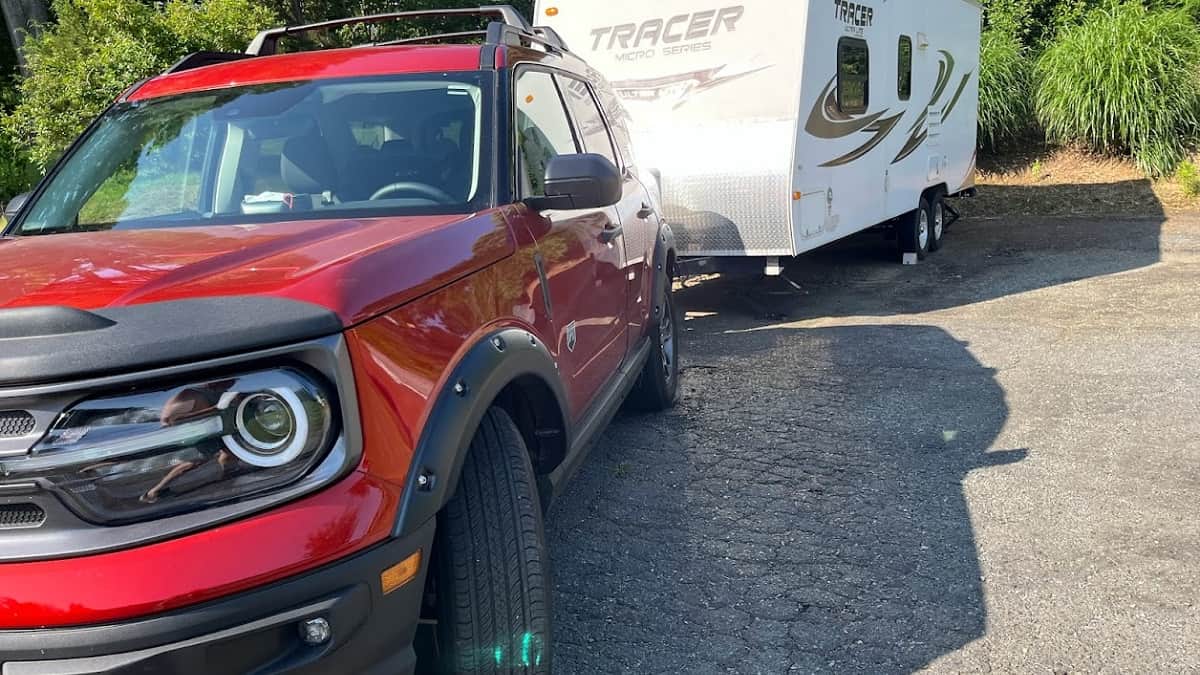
534,0,982,271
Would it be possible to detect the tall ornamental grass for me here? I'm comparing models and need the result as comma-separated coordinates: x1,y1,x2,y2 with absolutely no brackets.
978,29,1036,150
1034,2,1200,176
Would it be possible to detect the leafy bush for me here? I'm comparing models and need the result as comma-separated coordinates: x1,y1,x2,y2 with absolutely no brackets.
1179,160,1200,197
1034,2,1200,176
0,79,37,203
3,0,276,172
978,29,1036,150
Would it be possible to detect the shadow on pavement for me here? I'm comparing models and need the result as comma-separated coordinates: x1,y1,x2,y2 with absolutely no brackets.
676,180,1166,322
549,324,1024,673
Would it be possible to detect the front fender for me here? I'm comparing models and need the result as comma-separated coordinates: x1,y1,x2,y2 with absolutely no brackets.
393,327,567,537
650,220,677,305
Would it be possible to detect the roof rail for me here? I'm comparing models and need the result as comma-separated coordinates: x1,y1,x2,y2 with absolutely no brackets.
246,5,536,56
165,51,253,74
483,21,565,53
355,30,489,48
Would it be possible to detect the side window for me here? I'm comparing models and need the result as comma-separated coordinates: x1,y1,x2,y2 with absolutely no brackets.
514,69,579,197
898,36,913,101
557,76,620,169
837,37,870,114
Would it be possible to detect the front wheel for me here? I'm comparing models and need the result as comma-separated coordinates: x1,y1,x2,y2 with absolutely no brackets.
627,266,680,411
432,408,552,674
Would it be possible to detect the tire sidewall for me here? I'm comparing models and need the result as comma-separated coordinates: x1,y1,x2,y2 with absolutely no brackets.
660,279,681,399
928,192,946,252
433,408,552,674
900,197,932,259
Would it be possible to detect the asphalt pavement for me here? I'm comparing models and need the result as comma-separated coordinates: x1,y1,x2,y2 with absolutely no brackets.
547,211,1200,673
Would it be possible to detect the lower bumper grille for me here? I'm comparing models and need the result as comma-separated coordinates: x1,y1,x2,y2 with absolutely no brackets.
0,503,46,529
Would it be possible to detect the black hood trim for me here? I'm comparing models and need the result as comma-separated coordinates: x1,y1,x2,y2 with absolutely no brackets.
0,296,344,387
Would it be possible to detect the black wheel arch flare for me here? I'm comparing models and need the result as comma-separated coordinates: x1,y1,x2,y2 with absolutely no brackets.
650,220,678,307
392,327,568,538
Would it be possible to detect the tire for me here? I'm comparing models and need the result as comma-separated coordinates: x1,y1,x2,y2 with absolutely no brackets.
898,196,932,260
434,408,551,674
627,266,681,411
927,191,946,253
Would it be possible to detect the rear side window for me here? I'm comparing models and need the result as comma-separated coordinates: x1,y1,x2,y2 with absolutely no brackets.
837,37,870,114
514,69,579,197
898,36,913,101
557,76,620,170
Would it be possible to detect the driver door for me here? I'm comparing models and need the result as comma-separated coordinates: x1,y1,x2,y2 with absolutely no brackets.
511,67,628,421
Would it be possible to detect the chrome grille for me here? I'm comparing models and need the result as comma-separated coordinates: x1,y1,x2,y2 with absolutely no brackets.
0,503,45,529
0,410,35,438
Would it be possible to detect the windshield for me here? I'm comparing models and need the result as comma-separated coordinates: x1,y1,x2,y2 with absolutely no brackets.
12,72,492,235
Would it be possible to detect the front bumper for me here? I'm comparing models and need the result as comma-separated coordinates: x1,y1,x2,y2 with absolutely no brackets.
0,519,434,675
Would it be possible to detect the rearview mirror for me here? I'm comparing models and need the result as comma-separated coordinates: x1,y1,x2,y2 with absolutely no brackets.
524,153,621,211
3,192,30,221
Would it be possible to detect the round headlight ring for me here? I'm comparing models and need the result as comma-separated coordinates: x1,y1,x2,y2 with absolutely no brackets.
224,386,311,468
236,392,295,452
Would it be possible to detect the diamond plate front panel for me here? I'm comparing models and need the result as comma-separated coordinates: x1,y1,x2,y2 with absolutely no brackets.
634,120,797,257
663,170,794,256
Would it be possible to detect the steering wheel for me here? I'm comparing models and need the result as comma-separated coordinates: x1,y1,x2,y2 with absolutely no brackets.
369,182,455,203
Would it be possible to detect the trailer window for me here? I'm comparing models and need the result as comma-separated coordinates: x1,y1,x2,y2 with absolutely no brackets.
557,75,620,170
514,69,580,197
898,36,913,101
837,37,870,114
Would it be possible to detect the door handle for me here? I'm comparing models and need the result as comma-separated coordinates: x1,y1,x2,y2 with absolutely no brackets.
637,202,655,220
600,224,623,244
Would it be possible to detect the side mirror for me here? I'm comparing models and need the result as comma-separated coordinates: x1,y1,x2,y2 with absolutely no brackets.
525,153,621,211
3,192,31,221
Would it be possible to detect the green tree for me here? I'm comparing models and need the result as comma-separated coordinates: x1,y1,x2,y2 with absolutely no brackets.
3,0,276,172
259,0,533,28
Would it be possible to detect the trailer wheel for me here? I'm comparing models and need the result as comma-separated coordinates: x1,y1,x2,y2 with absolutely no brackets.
898,197,932,260
928,192,946,253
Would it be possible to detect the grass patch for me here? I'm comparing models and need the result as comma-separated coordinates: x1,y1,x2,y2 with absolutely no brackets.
979,29,1036,150
1034,2,1200,178
1179,160,1200,199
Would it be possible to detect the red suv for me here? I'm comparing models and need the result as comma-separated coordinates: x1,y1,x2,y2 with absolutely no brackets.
0,6,678,673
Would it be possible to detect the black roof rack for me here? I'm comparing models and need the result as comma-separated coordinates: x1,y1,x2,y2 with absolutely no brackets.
245,4,566,56
165,50,254,74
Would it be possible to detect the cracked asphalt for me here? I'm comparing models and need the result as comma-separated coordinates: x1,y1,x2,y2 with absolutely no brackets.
547,211,1200,673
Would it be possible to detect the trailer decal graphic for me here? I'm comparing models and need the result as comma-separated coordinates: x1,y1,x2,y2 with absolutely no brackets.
805,77,891,139
892,50,973,165
941,73,972,120
588,7,745,52
610,63,772,109
804,77,902,167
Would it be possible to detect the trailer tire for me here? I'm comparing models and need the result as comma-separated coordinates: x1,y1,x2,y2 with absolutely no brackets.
898,197,932,260
928,191,946,253
434,407,552,674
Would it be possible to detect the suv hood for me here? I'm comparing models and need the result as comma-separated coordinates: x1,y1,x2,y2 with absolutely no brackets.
0,213,514,325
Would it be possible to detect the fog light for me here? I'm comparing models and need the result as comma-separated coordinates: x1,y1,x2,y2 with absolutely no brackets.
299,617,331,645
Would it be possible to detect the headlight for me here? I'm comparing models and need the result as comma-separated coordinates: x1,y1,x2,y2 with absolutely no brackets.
0,368,336,525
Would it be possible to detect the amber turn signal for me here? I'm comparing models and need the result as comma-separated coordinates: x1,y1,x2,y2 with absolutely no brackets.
545,6,558,16
381,550,422,595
